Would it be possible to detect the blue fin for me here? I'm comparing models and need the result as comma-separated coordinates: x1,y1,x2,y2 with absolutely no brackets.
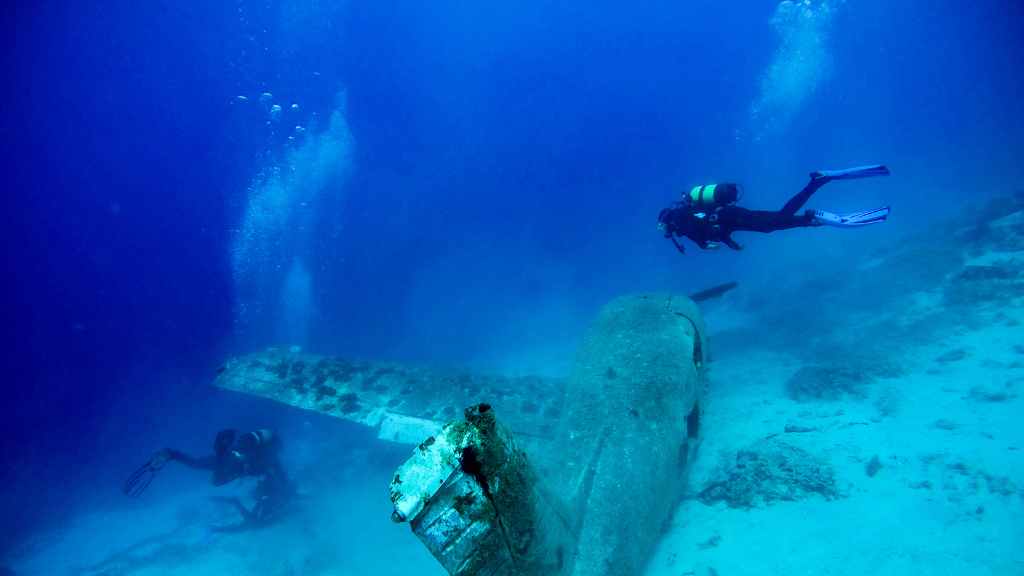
811,164,891,181
813,206,890,227
842,206,890,225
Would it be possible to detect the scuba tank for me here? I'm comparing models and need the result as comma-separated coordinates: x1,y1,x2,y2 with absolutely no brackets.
688,183,739,209
685,183,738,249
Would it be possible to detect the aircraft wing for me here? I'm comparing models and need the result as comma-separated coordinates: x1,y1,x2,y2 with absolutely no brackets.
213,348,566,445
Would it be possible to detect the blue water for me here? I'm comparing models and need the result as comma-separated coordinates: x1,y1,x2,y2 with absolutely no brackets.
4,1,1023,573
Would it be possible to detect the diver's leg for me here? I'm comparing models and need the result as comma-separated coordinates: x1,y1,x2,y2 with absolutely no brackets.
208,497,258,533
780,176,830,216
783,165,891,215
213,496,256,523
718,207,814,233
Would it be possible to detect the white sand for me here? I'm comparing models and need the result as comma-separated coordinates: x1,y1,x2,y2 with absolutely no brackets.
646,306,1024,576
10,449,443,576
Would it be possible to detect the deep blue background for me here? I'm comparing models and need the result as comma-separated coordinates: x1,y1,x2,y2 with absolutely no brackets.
3,0,1022,553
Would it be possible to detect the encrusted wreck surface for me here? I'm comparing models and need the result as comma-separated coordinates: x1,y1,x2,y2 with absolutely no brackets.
553,294,708,576
214,349,566,443
386,293,709,576
216,293,709,576
390,404,573,576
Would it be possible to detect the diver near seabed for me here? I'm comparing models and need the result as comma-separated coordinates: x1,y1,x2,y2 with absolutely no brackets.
124,428,294,530
657,164,891,253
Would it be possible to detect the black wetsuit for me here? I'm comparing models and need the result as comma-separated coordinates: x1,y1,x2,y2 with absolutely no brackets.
168,429,293,526
660,176,828,251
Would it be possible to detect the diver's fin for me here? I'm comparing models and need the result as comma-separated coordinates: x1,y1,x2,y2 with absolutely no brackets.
122,451,170,497
812,206,890,227
811,164,890,181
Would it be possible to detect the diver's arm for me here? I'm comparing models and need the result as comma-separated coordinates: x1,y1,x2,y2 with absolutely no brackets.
722,235,743,251
668,235,687,254
165,449,216,471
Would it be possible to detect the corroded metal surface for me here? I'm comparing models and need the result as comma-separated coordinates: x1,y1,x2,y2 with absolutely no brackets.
390,405,573,576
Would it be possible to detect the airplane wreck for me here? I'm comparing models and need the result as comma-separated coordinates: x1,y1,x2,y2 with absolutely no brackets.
215,292,710,576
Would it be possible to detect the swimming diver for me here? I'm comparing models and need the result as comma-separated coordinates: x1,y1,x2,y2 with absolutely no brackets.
124,428,294,530
657,165,891,253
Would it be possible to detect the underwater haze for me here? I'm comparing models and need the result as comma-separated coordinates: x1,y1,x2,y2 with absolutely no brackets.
4,1,1024,575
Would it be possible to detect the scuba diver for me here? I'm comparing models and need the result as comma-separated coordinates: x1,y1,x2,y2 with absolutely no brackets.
657,164,891,253
124,428,294,530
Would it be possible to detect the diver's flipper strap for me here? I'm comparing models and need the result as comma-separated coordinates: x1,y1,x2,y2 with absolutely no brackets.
811,164,891,181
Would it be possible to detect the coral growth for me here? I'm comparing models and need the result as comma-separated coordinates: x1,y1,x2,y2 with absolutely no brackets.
785,365,869,401
698,439,840,508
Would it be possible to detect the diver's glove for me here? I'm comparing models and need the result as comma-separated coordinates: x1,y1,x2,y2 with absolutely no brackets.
123,449,172,497
810,207,890,227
